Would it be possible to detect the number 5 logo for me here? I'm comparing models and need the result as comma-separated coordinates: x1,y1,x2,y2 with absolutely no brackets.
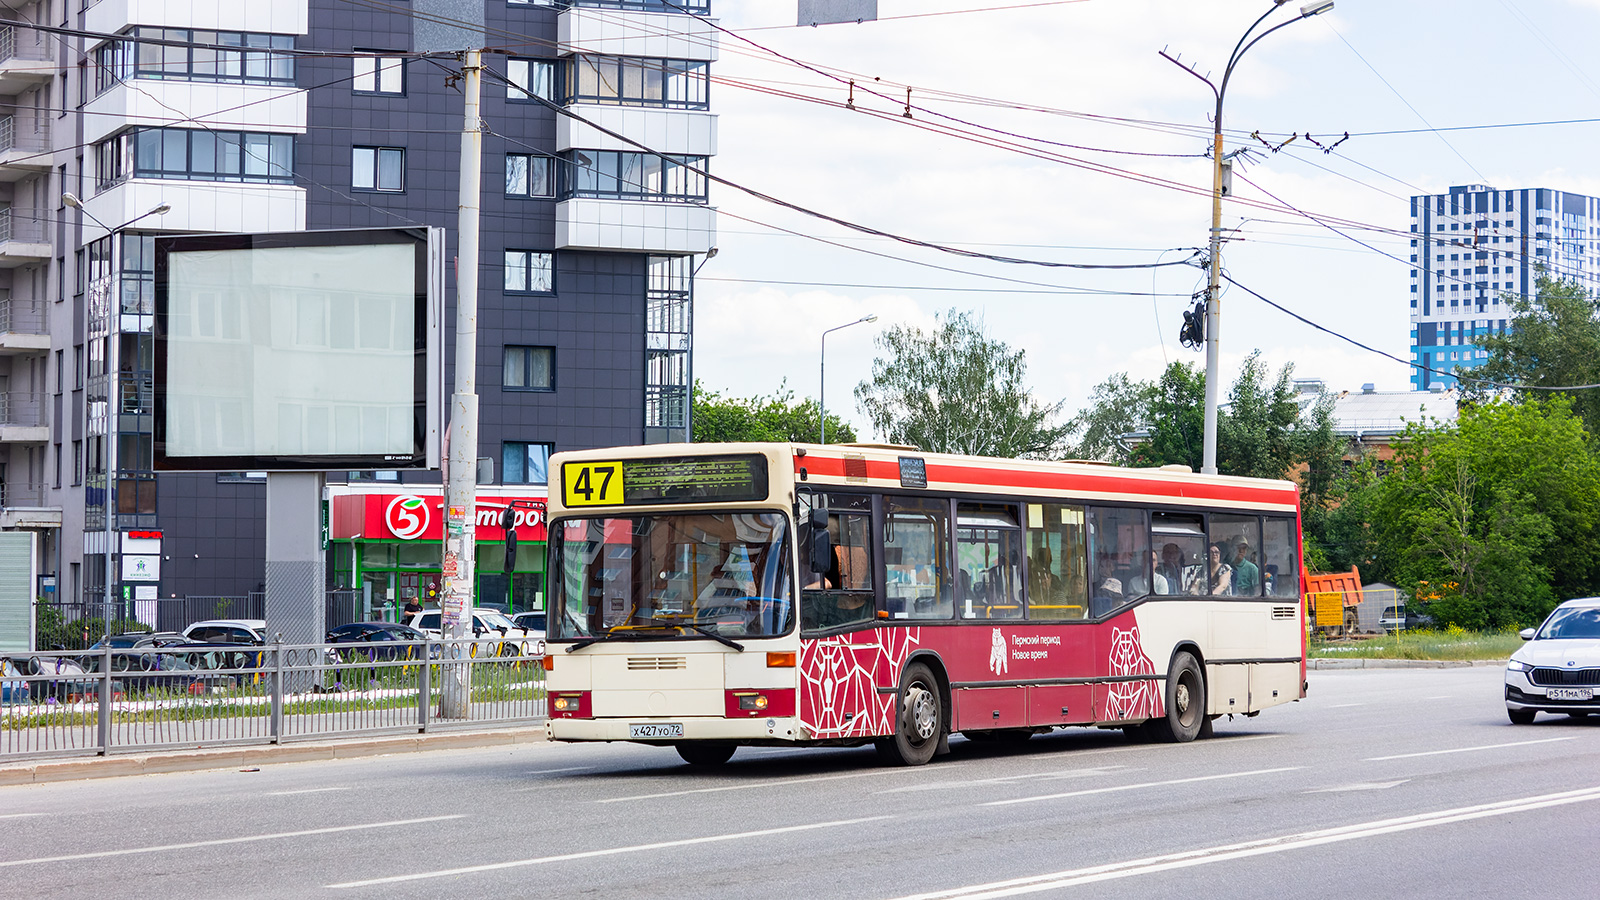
563,462,624,507
385,495,431,539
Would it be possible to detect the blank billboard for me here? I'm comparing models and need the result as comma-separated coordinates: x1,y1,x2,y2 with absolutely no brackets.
153,228,441,471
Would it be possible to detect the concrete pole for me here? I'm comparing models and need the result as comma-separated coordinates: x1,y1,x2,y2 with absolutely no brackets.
1201,108,1224,476
440,49,482,718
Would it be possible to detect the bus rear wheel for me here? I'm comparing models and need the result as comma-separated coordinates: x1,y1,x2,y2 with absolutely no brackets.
675,742,736,766
877,662,943,766
1147,651,1206,743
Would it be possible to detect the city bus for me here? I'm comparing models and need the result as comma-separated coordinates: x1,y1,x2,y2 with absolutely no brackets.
543,442,1306,766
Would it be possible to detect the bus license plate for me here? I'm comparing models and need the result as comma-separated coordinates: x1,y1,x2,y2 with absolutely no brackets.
1549,688,1593,701
630,723,683,739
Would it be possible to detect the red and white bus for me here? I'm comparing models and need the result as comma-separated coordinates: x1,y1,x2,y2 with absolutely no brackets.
544,443,1306,766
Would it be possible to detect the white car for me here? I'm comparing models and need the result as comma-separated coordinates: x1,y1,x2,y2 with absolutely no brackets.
1505,597,1600,724
404,609,542,658
182,619,268,645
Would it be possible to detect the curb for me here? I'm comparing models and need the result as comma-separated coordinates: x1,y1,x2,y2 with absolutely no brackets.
1307,658,1504,669
0,724,550,787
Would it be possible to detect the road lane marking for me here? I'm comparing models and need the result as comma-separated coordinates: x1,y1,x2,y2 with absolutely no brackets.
1365,736,1576,761
876,767,1133,795
1304,780,1410,793
525,766,594,775
267,787,350,796
596,767,942,803
982,767,1301,807
892,786,1600,899
327,815,893,888
0,814,43,820
1327,703,1364,708
0,816,464,869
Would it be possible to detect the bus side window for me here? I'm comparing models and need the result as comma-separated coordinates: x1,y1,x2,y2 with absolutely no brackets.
800,493,876,632
1025,503,1087,620
1086,506,1150,617
956,503,1023,619
1261,517,1299,598
884,496,953,620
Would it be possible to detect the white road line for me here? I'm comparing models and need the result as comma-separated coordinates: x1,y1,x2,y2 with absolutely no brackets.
596,767,940,803
1327,703,1364,708
892,786,1600,900
0,815,464,869
267,787,350,796
327,815,893,889
525,766,594,775
1304,780,1410,794
876,767,1132,795
1365,736,1576,761
982,767,1301,807
0,814,43,820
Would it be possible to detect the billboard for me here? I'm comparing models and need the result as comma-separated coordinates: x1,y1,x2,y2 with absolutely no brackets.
152,228,442,471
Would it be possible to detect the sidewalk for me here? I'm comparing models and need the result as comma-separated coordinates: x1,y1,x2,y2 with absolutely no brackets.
1307,658,1504,669
0,723,551,787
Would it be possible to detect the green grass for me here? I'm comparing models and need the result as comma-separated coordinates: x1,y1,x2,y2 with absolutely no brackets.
1310,628,1523,661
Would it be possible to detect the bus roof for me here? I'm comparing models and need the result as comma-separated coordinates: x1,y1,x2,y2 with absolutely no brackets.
547,442,1300,516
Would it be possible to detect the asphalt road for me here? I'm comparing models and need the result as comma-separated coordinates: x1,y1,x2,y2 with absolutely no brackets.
3,666,1595,900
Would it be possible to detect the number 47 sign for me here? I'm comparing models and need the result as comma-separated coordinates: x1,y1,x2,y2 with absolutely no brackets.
563,461,624,507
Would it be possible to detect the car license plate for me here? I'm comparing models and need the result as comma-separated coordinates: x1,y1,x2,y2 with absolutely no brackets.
1549,687,1593,701
630,722,683,739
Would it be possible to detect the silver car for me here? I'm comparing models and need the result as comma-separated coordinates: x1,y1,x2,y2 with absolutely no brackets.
1505,597,1600,724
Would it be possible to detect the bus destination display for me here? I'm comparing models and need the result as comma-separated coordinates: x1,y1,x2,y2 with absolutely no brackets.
563,455,768,507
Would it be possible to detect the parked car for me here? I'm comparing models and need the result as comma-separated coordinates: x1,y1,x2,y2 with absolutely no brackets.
181,620,267,645
510,612,546,639
1379,604,1429,631
326,622,437,661
404,608,539,657
112,643,266,694
86,632,191,672
1506,597,1600,724
8,654,105,702
1,657,29,705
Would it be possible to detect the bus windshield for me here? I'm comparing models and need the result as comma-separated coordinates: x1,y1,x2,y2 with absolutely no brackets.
550,511,794,641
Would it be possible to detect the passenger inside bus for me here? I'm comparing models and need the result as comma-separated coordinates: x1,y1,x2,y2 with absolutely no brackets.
801,508,876,631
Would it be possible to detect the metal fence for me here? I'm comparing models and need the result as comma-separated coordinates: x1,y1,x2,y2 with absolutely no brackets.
1,640,546,760
39,593,371,648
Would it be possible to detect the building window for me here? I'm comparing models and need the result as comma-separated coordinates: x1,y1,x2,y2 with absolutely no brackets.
217,472,268,483
345,470,399,482
504,250,554,294
93,28,296,97
645,256,690,432
510,0,710,12
505,153,553,198
564,56,709,109
72,440,82,485
507,58,555,101
95,128,294,189
559,150,707,202
353,146,405,192
503,345,555,391
353,54,405,94
503,442,553,484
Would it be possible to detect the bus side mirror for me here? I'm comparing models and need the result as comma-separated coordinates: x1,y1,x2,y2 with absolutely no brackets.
809,508,832,575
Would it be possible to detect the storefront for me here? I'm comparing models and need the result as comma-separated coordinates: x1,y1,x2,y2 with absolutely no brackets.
326,485,548,622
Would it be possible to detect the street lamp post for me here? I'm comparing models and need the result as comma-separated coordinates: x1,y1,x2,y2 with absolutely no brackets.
1165,0,1332,475
62,193,171,637
819,315,877,444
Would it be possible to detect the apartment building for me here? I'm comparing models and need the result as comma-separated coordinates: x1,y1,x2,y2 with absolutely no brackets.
0,0,716,616
1408,184,1600,390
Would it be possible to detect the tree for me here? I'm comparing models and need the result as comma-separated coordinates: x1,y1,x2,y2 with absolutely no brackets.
854,309,1069,458
691,381,856,444
1469,275,1600,433
1062,372,1156,462
1358,398,1600,629
1129,362,1205,470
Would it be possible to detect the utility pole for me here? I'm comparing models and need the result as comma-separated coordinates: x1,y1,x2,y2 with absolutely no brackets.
439,48,482,718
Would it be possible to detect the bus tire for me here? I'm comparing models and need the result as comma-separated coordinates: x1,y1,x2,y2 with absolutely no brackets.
1148,651,1205,743
878,662,942,766
675,742,736,766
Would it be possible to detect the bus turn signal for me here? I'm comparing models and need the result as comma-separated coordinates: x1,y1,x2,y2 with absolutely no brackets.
766,651,796,668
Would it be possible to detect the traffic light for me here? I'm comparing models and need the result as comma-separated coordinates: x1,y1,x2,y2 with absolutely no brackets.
502,506,518,573
1180,300,1206,350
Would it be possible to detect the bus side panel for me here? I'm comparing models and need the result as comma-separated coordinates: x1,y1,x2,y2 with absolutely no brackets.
798,627,922,740
954,687,1028,730
1096,608,1165,722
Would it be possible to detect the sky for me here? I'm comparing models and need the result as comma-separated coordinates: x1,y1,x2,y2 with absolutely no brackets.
687,0,1600,439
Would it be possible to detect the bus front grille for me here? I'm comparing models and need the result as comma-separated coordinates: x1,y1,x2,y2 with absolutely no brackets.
628,656,688,671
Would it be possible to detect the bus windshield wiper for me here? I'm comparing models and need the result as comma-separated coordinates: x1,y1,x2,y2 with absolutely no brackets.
682,623,745,652
564,636,606,653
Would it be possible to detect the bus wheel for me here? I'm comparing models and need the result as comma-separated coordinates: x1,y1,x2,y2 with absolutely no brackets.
676,742,736,766
877,662,942,766
1149,652,1205,743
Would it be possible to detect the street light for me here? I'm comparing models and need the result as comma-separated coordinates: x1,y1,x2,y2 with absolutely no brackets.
62,192,171,637
1164,0,1333,474
819,314,877,444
